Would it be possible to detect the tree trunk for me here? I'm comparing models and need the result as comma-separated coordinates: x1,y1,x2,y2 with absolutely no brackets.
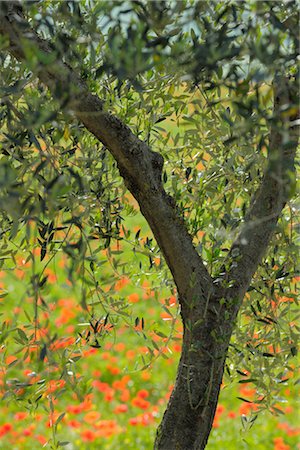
155,294,233,450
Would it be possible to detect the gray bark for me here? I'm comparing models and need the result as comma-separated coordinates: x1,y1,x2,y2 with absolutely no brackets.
0,3,298,449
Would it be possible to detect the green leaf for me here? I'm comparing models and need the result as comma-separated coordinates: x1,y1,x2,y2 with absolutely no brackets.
17,328,28,343
55,412,66,427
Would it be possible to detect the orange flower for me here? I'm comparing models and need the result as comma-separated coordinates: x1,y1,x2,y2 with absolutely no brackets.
104,389,115,402
68,419,81,428
239,402,258,416
23,426,34,436
80,394,94,411
84,410,101,424
112,375,130,391
277,422,300,436
0,423,12,436
129,417,140,426
107,365,120,376
128,293,139,303
120,389,130,402
115,342,126,352
15,269,25,280
114,404,128,414
36,434,47,445
212,418,219,428
140,412,155,426
92,380,110,393
274,436,290,450
137,389,149,399
46,379,66,394
81,429,96,442
141,371,151,381
169,296,177,306
215,404,225,417
114,277,130,291
131,396,150,410
14,411,28,420
173,343,181,352
126,350,136,360
67,404,82,415
239,386,256,399
94,419,120,437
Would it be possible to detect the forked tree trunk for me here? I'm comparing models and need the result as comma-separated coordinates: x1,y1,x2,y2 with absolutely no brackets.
154,293,234,450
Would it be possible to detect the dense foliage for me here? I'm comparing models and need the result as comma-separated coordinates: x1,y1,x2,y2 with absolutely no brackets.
0,1,298,449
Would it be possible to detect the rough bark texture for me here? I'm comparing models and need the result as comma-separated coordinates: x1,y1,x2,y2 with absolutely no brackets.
0,3,298,450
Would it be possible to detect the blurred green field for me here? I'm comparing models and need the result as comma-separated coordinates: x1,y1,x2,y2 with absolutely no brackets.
0,204,298,450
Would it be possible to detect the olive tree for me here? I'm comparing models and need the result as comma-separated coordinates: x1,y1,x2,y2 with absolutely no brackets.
0,1,298,449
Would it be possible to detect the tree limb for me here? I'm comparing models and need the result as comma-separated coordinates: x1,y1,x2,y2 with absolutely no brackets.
225,75,299,304
0,2,214,304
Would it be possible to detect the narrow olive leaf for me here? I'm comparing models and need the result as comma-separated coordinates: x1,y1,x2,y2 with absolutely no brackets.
155,116,167,124
146,346,154,357
35,394,43,403
237,397,253,403
256,300,262,312
94,320,100,333
151,339,160,351
238,378,257,383
265,316,277,324
272,407,285,415
55,412,66,427
249,415,258,426
8,358,18,367
69,356,81,362
257,318,272,325
89,320,97,333
155,330,167,338
39,276,48,288
185,167,192,180
17,328,28,343
290,347,297,356
275,267,287,279
135,317,140,327
90,339,101,348
39,344,47,361
162,305,173,316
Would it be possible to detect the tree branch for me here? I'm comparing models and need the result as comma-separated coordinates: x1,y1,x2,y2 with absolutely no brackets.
225,75,299,303
0,2,214,304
